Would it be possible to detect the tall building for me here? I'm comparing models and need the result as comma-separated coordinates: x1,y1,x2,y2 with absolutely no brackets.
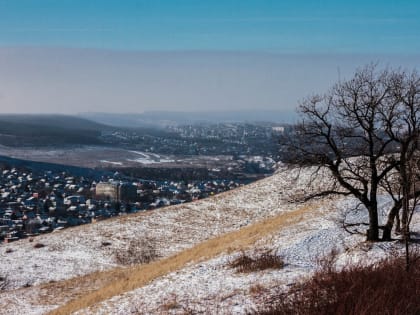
95,181,137,202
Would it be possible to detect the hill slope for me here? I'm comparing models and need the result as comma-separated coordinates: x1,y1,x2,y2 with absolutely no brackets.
0,166,418,314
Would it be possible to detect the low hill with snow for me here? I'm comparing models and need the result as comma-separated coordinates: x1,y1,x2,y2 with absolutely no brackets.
0,166,418,314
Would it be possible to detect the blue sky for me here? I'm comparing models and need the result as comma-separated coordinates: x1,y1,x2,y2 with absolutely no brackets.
0,1,419,115
0,0,419,53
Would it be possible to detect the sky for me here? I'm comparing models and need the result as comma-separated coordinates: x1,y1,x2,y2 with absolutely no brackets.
0,0,419,115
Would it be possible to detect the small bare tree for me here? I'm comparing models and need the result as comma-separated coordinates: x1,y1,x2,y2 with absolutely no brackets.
285,65,420,242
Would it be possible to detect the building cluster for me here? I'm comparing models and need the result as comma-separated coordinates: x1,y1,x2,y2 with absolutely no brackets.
100,122,282,157
0,166,243,243
169,123,274,140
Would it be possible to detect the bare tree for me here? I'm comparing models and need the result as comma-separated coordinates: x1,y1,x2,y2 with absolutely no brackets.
285,65,420,242
381,71,420,269
378,71,420,242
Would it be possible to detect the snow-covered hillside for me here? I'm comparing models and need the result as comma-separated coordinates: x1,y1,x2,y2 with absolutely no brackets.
0,166,418,315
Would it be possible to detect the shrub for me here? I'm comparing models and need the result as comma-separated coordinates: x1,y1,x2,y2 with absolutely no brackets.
161,295,181,311
33,243,45,249
0,275,8,290
249,284,267,296
257,251,420,315
115,236,158,265
229,251,284,273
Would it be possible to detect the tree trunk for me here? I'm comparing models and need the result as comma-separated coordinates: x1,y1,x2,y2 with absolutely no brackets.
367,204,379,241
382,201,402,241
396,212,401,234
367,177,380,241
400,149,410,240
382,226,391,242
401,201,410,240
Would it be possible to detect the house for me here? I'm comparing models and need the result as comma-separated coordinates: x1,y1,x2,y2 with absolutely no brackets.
64,195,85,206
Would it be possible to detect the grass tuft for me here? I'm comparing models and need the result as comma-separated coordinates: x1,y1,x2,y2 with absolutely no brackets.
114,237,158,265
229,251,284,273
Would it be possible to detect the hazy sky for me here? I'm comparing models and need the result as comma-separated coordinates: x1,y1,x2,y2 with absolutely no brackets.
0,1,419,114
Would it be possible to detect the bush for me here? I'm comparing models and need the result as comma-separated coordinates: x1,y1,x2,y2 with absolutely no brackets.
229,251,284,273
257,251,420,315
0,275,8,290
161,294,182,312
33,243,45,249
115,236,158,265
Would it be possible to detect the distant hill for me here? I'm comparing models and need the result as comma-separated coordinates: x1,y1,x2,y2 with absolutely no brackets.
79,110,297,128
0,114,110,146
0,114,108,130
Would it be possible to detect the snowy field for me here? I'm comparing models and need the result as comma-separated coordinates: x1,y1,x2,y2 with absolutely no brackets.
0,146,237,169
0,166,418,314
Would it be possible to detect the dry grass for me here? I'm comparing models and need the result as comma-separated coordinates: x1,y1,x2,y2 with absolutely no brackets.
0,275,9,291
249,284,267,296
229,251,284,273
257,250,420,315
114,236,159,265
47,203,318,315
160,294,181,312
